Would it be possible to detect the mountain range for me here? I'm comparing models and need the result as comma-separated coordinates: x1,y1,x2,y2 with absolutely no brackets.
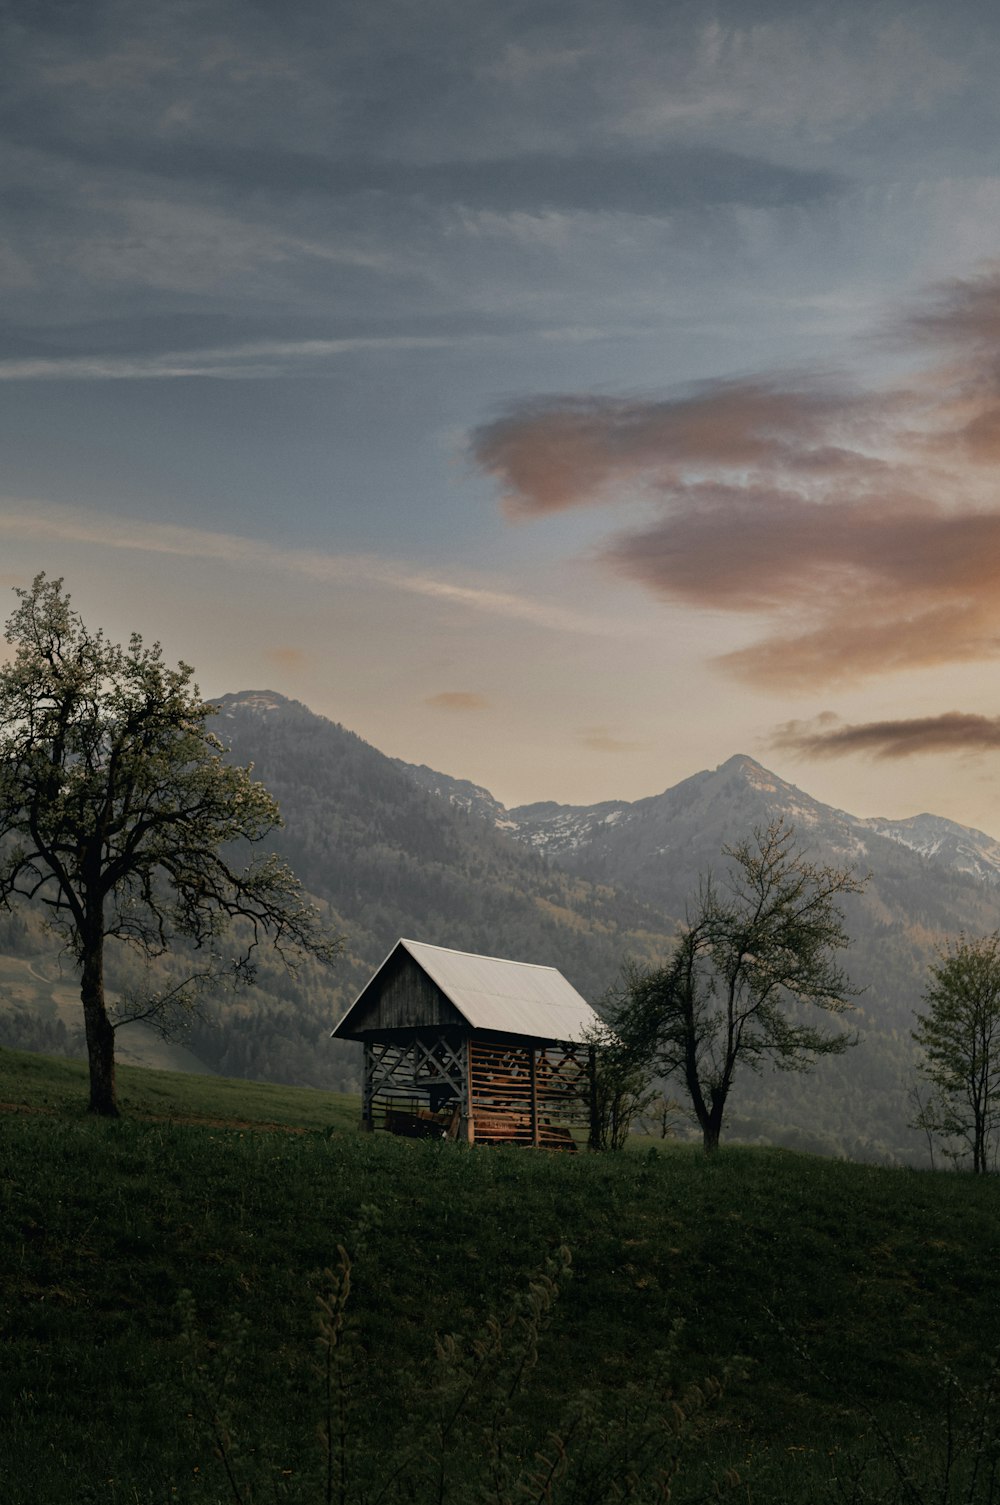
400,751,1000,896
4,688,1000,1164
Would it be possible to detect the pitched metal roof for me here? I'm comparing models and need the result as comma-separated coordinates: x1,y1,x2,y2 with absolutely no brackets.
333,937,600,1044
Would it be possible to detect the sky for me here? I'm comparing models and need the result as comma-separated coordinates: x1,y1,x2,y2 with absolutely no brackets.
6,0,1000,831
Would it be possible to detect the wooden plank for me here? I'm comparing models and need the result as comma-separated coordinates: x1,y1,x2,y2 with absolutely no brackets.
463,1035,594,1147
351,952,464,1033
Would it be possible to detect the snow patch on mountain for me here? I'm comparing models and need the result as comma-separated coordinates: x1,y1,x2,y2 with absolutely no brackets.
390,762,509,826
395,749,1000,892
858,813,1000,886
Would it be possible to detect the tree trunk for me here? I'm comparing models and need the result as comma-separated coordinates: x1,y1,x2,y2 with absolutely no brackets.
80,929,117,1117
700,1089,726,1154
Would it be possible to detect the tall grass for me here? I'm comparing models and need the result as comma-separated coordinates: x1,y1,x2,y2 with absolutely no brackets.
3,1048,1000,1501
180,1236,738,1504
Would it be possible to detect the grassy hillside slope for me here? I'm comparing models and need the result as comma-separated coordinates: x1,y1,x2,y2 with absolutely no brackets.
4,1048,1000,1504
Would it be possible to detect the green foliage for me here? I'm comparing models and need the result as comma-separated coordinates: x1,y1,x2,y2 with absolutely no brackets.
0,576,340,1113
586,1020,656,1151
912,932,1000,1173
609,821,866,1151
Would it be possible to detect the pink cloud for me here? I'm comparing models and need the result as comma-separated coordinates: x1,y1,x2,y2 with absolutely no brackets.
474,381,861,517
473,260,1000,689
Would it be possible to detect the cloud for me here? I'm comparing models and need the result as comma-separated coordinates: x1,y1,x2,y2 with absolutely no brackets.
902,264,1000,352
0,324,626,382
75,143,841,215
607,483,1000,687
473,261,1000,689
265,646,308,671
0,501,621,638
5,4,947,194
771,712,1000,760
425,691,489,711
578,725,641,753
474,382,860,516
0,335,467,381
616,15,965,139
8,60,843,214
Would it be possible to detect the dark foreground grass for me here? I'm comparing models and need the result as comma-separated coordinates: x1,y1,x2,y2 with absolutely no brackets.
3,1047,1000,1503
0,1047,360,1131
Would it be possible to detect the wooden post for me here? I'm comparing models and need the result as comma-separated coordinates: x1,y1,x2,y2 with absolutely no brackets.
588,1043,600,1150
360,1041,374,1131
529,1046,540,1146
462,1036,475,1143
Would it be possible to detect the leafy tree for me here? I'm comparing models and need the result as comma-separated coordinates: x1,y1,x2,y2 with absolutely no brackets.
912,932,1000,1174
0,574,342,1116
586,1020,656,1151
609,821,866,1152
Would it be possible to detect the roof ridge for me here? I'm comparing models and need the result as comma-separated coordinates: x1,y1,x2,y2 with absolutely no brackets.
400,937,561,973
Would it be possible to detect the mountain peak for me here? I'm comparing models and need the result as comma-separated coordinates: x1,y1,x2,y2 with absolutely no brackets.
715,754,771,782
215,690,292,717
708,754,830,813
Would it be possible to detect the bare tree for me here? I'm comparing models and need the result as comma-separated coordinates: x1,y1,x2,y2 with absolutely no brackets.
609,821,866,1152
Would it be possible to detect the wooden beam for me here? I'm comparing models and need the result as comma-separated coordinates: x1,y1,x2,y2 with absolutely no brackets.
361,1040,374,1130
463,1036,475,1142
529,1046,539,1147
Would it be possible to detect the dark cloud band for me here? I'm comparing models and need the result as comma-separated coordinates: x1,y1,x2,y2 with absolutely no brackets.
771,713,1000,759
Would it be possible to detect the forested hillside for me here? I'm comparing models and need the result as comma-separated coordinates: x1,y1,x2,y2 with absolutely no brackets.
213,691,665,988
6,690,1000,1163
400,747,1000,1163
0,692,675,1097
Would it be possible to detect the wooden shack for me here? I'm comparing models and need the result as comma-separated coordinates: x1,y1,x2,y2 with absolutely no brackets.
332,938,600,1148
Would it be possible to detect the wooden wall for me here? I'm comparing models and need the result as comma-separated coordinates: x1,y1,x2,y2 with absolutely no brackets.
361,1030,593,1149
469,1040,590,1148
349,950,465,1034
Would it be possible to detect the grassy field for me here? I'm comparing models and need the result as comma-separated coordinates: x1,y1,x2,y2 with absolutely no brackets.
0,951,219,1075
3,1046,1000,1504
0,1045,360,1130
